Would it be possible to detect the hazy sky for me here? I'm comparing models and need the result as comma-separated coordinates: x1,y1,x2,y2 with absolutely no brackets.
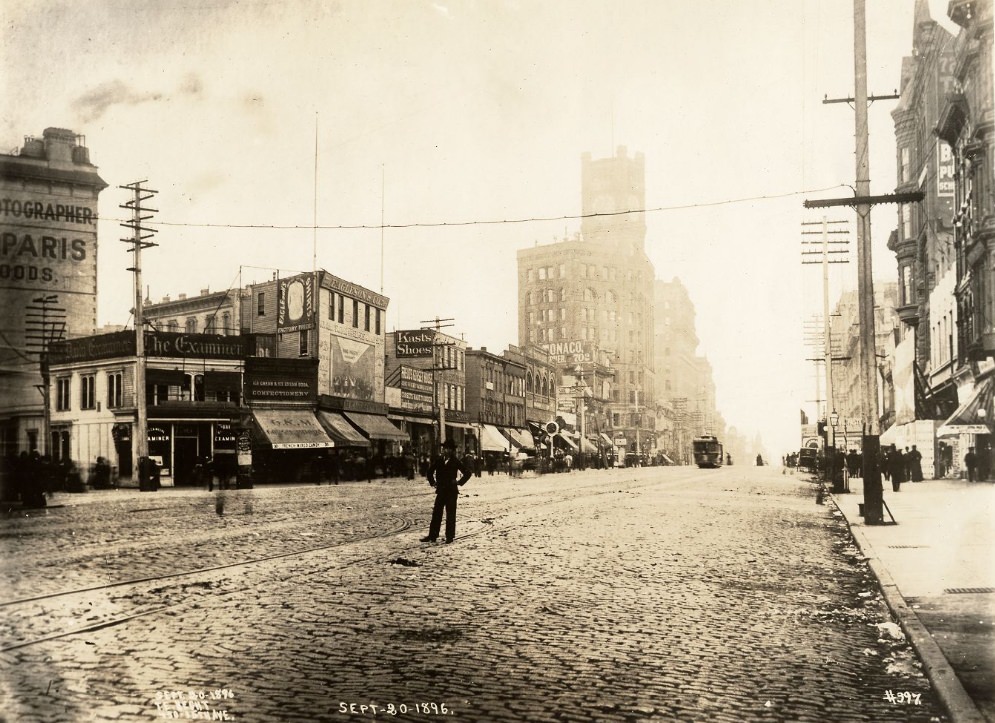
1,0,957,457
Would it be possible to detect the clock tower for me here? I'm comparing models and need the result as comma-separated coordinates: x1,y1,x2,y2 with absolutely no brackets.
580,146,646,253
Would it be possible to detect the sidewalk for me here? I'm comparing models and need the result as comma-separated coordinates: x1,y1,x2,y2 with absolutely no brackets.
831,476,995,722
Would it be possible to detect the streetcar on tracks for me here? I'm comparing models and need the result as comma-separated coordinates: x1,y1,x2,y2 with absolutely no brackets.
692,435,724,468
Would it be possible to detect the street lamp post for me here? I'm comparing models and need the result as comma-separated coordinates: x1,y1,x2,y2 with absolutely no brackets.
829,410,845,493
573,365,587,470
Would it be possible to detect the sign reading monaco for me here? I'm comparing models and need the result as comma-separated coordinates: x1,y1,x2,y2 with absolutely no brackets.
395,329,435,358
542,340,595,365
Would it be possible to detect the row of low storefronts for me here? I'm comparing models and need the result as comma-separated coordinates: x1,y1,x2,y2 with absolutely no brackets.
10,325,612,494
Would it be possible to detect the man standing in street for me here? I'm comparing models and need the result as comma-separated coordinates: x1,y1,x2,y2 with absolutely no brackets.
421,438,473,544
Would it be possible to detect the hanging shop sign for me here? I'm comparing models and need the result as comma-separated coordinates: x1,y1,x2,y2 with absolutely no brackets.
278,273,315,332
394,330,436,358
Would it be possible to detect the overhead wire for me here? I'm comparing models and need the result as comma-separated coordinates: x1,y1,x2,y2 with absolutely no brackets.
0,183,851,235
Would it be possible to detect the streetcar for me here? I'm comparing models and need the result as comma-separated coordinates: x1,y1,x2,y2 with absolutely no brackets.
692,435,724,468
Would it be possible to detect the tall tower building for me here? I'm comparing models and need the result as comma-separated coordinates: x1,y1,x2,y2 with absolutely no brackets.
0,128,106,460
517,147,656,455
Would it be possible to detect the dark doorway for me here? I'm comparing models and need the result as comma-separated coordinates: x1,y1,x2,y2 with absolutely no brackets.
174,437,199,485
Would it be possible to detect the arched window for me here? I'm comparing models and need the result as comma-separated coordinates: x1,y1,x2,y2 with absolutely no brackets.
607,290,617,304
526,372,533,393
221,312,231,335
167,320,180,333
185,317,197,334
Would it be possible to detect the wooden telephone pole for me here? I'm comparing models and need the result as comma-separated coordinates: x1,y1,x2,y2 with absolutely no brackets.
805,0,921,523
120,181,158,488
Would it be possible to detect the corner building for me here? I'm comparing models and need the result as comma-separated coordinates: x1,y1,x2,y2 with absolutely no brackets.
517,147,655,454
0,128,106,464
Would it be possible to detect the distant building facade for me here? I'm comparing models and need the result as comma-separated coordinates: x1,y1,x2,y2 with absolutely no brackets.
654,278,721,463
517,147,655,455
144,288,240,336
384,328,470,454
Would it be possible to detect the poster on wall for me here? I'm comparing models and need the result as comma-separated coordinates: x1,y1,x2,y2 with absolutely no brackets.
329,335,375,400
277,273,315,332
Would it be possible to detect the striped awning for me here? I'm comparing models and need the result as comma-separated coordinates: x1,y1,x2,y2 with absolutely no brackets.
480,424,511,452
343,412,408,442
316,411,369,447
937,376,995,437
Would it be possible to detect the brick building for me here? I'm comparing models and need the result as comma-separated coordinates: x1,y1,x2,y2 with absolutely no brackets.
0,128,106,467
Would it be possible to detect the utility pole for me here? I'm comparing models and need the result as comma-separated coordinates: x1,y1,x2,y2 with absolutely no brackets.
805,0,922,523
120,181,158,488
420,316,455,450
802,218,850,491
26,294,65,457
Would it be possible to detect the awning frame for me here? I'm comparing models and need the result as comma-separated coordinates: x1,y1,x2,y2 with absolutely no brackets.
253,409,335,450
937,376,995,437
342,412,408,442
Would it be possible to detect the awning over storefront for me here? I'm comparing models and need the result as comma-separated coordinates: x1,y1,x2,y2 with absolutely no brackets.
599,432,616,448
342,412,408,441
937,377,995,437
253,409,334,449
480,424,511,452
316,411,370,447
498,427,521,449
660,452,675,465
499,427,533,449
388,412,433,425
445,421,475,430
554,433,578,451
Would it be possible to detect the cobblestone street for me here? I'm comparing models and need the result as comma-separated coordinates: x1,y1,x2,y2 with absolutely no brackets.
1,467,947,722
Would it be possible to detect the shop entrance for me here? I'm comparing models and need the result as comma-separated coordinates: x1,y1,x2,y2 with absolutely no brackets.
174,437,199,485
978,434,992,481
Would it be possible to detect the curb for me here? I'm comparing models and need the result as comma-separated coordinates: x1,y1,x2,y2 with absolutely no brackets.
830,494,987,723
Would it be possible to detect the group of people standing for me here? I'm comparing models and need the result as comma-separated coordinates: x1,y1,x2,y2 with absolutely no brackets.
881,444,924,492
835,445,924,492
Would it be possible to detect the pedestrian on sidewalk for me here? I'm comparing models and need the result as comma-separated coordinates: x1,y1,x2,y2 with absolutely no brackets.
909,445,924,482
965,447,977,482
890,446,907,492
421,438,472,544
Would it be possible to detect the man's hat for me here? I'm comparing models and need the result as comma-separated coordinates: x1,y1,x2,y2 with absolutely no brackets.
443,438,457,450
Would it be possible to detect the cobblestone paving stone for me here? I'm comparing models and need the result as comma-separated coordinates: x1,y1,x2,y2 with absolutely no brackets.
0,467,948,722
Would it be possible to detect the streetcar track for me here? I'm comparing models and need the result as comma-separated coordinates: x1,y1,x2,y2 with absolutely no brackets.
1,469,708,653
